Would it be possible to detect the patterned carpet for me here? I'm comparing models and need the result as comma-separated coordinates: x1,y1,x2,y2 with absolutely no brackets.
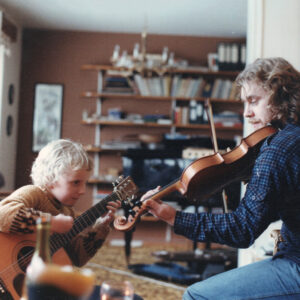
86,242,189,300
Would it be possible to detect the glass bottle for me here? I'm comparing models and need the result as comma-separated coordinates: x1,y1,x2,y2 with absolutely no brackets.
32,216,51,264
22,215,51,300
24,216,95,300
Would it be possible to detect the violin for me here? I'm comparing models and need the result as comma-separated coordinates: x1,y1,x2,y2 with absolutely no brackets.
114,125,277,232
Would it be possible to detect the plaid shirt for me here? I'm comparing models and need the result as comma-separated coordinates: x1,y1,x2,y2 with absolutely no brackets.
174,123,300,264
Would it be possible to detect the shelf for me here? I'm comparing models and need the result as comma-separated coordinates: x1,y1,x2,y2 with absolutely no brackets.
81,119,172,128
80,63,244,197
175,123,243,130
84,145,125,154
88,177,117,185
80,91,242,104
81,64,240,77
81,92,175,101
81,119,242,131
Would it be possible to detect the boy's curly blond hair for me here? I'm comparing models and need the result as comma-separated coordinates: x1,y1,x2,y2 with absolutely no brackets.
31,139,93,188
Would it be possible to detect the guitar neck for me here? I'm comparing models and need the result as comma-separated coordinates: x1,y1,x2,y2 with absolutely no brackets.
49,192,119,254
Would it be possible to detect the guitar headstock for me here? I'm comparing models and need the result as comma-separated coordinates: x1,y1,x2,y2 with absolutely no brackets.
113,175,139,207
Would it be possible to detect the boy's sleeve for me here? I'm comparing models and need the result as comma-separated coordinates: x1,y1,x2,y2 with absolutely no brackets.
64,222,110,267
0,186,51,234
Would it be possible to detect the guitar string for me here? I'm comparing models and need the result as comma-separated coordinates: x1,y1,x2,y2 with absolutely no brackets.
0,194,114,281
0,188,131,282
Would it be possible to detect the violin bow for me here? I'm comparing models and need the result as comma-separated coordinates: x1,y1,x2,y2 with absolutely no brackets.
205,99,219,153
205,99,228,213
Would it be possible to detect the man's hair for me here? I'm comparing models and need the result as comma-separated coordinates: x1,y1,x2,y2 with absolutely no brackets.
236,57,300,127
31,139,93,188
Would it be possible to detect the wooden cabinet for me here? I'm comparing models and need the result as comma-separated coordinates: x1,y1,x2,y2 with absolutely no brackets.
80,65,243,201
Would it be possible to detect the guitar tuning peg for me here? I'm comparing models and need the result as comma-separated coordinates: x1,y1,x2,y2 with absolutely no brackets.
114,175,124,185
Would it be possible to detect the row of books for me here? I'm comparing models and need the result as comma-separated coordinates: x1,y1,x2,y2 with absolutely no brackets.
133,74,239,99
217,42,246,71
174,101,242,126
102,75,134,94
102,73,239,100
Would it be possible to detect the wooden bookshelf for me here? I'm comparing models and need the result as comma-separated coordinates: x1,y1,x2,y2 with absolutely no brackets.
80,64,244,202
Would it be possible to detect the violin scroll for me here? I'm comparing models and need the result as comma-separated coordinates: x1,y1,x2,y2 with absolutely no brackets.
114,198,146,231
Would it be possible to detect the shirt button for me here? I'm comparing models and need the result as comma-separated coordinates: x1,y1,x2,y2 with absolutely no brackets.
252,196,255,200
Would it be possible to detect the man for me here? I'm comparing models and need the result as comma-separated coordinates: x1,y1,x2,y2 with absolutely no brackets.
142,57,300,299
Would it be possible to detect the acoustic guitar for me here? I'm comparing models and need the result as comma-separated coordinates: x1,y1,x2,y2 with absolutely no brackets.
0,176,138,300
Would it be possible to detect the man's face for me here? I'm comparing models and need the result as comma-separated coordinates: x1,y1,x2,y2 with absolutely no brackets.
241,80,273,130
49,169,89,207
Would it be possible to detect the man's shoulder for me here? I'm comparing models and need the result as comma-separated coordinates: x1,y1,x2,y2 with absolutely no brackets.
274,124,300,146
264,124,300,157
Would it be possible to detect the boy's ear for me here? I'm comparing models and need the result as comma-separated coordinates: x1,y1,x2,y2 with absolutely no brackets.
47,182,55,189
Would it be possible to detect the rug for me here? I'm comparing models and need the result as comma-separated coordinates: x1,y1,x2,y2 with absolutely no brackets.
86,242,188,300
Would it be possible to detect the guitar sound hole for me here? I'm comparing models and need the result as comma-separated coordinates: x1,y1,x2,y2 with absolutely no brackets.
17,246,34,272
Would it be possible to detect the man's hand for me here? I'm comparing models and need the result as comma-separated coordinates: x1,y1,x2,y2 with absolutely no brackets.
51,214,73,233
141,186,177,226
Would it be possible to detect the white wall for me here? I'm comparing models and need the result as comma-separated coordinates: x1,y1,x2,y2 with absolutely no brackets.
0,12,21,191
247,0,300,68
239,0,300,267
263,0,300,69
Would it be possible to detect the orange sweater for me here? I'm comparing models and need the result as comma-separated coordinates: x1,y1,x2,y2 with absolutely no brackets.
0,185,110,267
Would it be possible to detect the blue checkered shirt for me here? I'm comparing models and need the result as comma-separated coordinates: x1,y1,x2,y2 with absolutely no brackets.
174,123,300,264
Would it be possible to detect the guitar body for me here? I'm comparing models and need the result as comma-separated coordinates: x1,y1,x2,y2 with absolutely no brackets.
0,176,138,300
0,232,71,300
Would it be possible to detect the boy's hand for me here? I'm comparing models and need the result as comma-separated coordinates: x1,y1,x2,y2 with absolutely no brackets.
51,214,73,233
94,200,121,228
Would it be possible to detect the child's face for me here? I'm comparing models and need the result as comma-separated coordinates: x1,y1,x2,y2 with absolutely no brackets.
49,168,90,206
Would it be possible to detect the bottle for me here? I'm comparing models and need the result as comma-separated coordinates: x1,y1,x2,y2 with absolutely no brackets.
24,216,95,300
217,43,226,71
196,101,204,124
22,216,51,300
32,216,51,264
189,100,197,124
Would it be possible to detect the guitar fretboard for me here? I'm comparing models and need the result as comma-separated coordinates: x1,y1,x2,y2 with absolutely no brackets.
49,192,119,254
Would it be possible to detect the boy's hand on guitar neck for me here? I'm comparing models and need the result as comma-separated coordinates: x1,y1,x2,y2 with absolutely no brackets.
142,186,176,226
51,214,74,233
93,200,121,229
49,201,121,234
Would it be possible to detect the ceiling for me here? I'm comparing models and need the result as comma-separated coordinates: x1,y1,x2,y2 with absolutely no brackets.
0,0,247,37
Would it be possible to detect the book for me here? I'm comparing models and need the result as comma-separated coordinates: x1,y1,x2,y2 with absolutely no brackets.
201,81,213,97
211,79,222,99
228,81,239,100
134,74,150,96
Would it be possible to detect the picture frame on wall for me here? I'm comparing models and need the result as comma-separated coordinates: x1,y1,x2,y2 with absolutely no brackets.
32,83,64,152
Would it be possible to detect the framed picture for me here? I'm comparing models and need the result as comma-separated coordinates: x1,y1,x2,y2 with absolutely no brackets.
32,83,64,152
